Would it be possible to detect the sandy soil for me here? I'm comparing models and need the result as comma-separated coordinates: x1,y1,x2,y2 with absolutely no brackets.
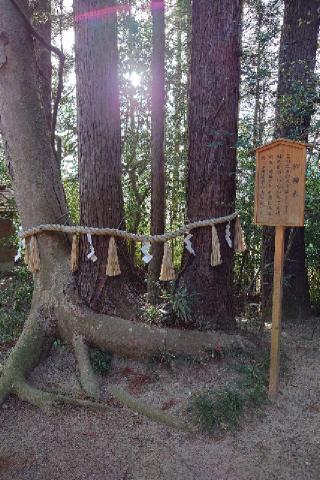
0,321,319,480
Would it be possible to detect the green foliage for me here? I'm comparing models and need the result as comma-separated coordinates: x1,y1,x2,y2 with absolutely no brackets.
141,303,163,326
140,284,194,327
63,178,80,224
305,152,320,311
0,0,319,323
191,388,244,432
0,267,33,343
236,364,268,406
191,349,272,433
89,348,113,375
161,284,194,326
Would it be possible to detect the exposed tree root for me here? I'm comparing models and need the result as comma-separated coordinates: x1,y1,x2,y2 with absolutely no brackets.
73,334,100,400
109,385,194,433
71,330,193,431
13,382,113,412
57,294,254,360
0,377,11,405
0,277,254,433
0,309,47,405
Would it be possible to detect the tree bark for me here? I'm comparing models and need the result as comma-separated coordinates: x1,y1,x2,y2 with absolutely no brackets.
148,0,166,303
261,0,320,320
252,0,263,148
179,0,242,330
74,0,137,318
32,0,52,131
0,0,253,416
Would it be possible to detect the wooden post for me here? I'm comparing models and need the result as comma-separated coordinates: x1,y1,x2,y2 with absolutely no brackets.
254,139,307,399
268,225,285,399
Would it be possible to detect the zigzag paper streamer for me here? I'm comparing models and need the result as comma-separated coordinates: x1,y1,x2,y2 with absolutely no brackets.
141,242,153,264
87,233,98,262
225,222,232,248
184,233,196,256
15,228,25,262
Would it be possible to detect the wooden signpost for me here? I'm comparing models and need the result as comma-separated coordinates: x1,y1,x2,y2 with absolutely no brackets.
254,138,307,398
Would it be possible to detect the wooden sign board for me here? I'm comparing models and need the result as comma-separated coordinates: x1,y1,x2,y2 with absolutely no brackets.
254,138,308,399
254,139,307,227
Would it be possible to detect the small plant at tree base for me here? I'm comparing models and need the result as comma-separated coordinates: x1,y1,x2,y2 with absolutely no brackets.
161,284,195,326
140,303,164,326
52,338,63,349
90,348,113,375
191,388,244,432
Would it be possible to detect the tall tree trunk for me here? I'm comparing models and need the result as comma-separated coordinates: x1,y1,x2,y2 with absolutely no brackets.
261,0,320,320
179,0,242,330
33,0,52,131
252,0,263,148
168,0,189,264
0,0,251,412
74,0,137,318
148,0,165,303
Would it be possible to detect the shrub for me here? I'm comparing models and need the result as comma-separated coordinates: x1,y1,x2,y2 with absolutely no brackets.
161,284,194,326
191,388,244,432
0,266,33,344
89,348,112,375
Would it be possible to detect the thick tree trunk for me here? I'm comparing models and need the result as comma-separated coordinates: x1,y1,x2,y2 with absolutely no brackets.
148,0,165,303
74,0,137,318
261,0,320,320
0,0,253,419
179,0,242,330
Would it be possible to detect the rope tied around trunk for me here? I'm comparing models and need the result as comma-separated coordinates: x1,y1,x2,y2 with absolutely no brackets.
18,212,246,278
18,212,238,242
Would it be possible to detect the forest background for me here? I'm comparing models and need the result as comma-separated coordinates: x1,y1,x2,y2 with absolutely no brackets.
0,0,319,342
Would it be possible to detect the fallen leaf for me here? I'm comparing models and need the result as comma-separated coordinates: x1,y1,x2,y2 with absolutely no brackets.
161,399,179,410
306,403,320,413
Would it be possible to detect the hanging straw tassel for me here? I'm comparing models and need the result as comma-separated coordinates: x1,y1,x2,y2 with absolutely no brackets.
106,236,121,277
234,216,247,253
211,225,222,266
159,242,175,281
70,234,80,272
27,235,40,273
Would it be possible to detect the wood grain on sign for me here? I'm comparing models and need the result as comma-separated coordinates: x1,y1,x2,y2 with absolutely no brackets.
254,139,307,227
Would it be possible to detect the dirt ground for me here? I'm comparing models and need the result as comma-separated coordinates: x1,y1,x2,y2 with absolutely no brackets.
0,320,319,480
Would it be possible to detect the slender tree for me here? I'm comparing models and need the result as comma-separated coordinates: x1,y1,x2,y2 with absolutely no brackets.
179,0,242,330
148,0,165,302
74,0,137,317
261,0,320,319
167,0,190,262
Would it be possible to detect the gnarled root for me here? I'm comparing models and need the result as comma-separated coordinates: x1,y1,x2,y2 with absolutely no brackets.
57,300,254,360
0,309,47,406
71,330,193,432
0,282,254,433
73,334,100,400
13,382,113,412
109,385,193,433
